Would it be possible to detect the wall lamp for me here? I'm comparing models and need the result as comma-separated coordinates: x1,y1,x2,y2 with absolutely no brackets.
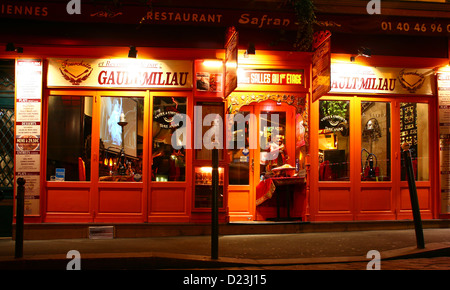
244,42,255,58
128,46,138,58
6,43,23,53
350,47,371,62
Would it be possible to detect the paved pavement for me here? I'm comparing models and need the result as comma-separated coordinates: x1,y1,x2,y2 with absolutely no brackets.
0,228,449,270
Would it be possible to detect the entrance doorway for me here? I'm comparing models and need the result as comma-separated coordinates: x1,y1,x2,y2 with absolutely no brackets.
311,96,436,221
227,100,296,221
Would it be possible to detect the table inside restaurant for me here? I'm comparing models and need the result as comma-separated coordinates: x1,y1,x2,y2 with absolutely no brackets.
256,176,306,221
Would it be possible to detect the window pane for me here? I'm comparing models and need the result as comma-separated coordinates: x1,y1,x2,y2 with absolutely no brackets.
361,102,391,181
260,111,287,179
99,97,144,182
228,111,250,185
318,100,350,181
47,95,92,181
400,103,429,181
151,96,186,182
195,102,224,160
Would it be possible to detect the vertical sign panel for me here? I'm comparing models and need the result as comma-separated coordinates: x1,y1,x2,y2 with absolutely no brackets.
312,31,331,102
224,27,238,98
15,59,42,216
438,72,450,215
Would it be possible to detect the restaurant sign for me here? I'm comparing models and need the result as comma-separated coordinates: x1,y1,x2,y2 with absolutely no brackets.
330,63,434,95
47,58,193,89
238,70,304,86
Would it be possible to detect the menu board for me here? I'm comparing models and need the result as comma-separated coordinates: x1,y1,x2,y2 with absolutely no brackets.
15,59,43,216
438,72,450,214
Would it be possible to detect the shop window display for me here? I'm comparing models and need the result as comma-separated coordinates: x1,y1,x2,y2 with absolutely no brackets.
400,103,429,181
361,102,391,181
318,100,350,181
151,96,186,182
47,95,92,181
99,96,144,182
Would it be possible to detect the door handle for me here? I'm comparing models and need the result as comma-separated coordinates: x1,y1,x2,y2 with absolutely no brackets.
251,158,254,172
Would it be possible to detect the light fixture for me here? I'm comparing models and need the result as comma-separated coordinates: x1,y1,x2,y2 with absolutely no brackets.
244,42,255,58
350,47,371,62
6,43,23,53
358,47,371,58
128,46,138,58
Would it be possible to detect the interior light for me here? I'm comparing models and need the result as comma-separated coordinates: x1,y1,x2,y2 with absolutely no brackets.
203,60,223,68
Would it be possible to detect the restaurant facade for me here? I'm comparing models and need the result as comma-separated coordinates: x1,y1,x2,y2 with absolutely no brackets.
1,1,449,235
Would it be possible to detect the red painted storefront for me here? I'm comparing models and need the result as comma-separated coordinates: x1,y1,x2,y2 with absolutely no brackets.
2,1,450,230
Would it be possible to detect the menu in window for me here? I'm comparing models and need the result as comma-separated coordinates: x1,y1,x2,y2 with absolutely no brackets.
15,59,43,216
438,72,450,215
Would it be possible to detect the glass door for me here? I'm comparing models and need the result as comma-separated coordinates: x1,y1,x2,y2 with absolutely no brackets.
227,101,295,221
227,107,255,221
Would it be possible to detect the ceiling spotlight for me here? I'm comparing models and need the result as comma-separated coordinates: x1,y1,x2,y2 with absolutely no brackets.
350,47,371,62
6,43,15,51
128,46,138,58
244,43,255,58
6,43,23,53
358,47,371,58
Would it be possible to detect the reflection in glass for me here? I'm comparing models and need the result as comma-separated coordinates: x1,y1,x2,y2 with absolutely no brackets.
400,103,429,181
361,102,391,181
99,97,144,182
195,102,224,160
318,100,350,181
152,97,186,182
228,111,250,185
259,111,287,179
47,96,92,181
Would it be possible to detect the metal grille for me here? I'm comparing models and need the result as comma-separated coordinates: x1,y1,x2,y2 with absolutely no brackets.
0,61,15,192
0,108,14,188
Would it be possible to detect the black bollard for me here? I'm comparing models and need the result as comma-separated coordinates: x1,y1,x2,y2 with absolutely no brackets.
401,143,425,249
211,148,219,260
15,177,25,258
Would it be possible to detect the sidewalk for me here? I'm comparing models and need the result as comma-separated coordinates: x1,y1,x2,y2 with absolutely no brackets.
0,227,449,269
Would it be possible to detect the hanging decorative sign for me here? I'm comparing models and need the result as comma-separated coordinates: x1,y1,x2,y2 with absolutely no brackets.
330,63,434,95
15,59,43,216
47,58,193,89
312,30,331,102
224,26,238,98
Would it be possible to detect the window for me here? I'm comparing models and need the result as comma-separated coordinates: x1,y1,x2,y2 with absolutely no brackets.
318,100,350,181
47,95,92,181
259,111,287,179
151,96,186,182
361,102,391,181
228,111,250,185
99,96,144,182
400,103,429,181
194,102,224,161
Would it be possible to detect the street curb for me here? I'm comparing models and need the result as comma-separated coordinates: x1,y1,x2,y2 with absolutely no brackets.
1,242,449,270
